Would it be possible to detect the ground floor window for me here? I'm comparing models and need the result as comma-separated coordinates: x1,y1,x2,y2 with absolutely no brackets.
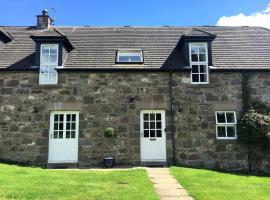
215,111,237,139
50,111,79,139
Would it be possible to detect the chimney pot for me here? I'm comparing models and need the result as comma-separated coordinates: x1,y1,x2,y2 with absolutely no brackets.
42,9,48,16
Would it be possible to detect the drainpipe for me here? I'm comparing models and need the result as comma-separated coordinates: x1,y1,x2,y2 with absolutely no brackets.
242,70,249,112
169,71,176,165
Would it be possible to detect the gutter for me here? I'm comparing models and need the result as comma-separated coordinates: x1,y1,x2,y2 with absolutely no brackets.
209,66,270,72
169,71,176,166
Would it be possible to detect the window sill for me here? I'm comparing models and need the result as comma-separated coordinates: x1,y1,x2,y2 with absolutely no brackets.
216,137,237,141
38,84,61,89
190,82,209,85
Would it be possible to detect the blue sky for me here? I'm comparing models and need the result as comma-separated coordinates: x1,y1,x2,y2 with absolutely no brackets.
1,0,270,26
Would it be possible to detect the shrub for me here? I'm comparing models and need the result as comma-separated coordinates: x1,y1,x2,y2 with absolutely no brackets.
104,127,117,137
237,102,270,173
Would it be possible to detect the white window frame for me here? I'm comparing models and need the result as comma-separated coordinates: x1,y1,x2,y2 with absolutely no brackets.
39,44,59,85
215,111,237,140
116,49,143,63
189,43,209,84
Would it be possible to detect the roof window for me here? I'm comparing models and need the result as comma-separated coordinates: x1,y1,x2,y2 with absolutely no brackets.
116,49,143,64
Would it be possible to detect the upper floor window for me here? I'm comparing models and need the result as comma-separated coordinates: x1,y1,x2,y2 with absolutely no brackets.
39,44,58,85
215,111,237,140
116,50,143,63
189,43,209,84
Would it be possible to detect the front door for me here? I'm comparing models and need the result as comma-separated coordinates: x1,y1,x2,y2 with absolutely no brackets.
140,110,166,162
48,111,79,163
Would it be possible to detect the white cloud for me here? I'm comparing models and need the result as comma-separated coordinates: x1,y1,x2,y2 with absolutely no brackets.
216,3,270,28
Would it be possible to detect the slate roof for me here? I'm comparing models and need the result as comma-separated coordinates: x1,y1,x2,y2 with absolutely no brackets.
0,26,270,70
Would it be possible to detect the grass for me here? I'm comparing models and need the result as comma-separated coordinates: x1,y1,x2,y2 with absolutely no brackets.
170,166,270,200
0,164,159,200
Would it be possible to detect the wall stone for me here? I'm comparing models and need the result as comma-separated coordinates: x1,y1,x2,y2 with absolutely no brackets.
0,71,269,173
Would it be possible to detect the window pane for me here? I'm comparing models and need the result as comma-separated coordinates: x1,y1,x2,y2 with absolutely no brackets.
40,66,49,73
67,114,71,121
48,66,57,73
191,46,198,54
144,114,149,121
199,46,206,53
200,65,206,73
59,123,63,130
71,123,76,130
226,113,235,123
41,53,49,63
72,114,76,121
227,126,236,137
150,130,155,138
66,131,71,138
71,131,76,138
66,122,70,130
59,131,63,138
144,122,149,129
199,54,206,62
157,130,162,137
50,47,58,55
59,114,64,121
216,112,226,123
192,65,199,73
150,122,155,129
156,114,161,121
50,54,57,64
41,46,49,63
144,130,149,137
156,122,161,129
118,51,142,63
200,74,207,82
53,131,58,138
192,74,199,82
191,54,198,62
54,114,58,122
217,126,226,137
150,114,155,120
54,123,58,130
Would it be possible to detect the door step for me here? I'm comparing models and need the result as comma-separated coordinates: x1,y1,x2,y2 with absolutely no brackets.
141,161,168,167
47,163,78,169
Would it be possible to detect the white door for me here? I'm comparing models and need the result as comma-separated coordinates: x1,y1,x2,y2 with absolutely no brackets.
48,111,79,163
140,110,166,162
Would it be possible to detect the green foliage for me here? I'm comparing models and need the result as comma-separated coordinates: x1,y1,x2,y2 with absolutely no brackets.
104,127,117,137
237,101,270,172
171,167,270,200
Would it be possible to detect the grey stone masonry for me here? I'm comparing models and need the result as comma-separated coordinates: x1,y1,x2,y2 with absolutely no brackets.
0,71,269,173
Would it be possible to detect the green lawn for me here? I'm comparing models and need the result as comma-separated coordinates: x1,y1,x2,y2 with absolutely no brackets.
0,164,159,200
171,167,270,200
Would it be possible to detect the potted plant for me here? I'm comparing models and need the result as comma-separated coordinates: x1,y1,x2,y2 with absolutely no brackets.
103,127,117,168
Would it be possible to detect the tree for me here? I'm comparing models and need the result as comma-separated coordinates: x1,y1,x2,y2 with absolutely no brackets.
237,102,270,173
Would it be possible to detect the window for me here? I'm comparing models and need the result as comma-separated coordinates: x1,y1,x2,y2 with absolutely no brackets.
116,50,143,63
50,112,79,139
189,43,209,84
215,111,237,139
142,112,163,138
39,44,58,85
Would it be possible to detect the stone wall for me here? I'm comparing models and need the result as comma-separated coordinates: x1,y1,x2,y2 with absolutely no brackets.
0,71,269,172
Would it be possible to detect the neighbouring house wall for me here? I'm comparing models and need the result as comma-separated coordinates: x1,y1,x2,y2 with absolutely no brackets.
0,71,269,172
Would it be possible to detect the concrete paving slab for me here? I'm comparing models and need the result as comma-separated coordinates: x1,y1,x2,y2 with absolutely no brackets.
146,168,194,200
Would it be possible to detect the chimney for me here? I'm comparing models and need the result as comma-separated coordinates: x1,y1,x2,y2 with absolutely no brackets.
36,9,52,30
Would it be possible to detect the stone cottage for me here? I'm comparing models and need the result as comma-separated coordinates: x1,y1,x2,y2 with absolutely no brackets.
0,10,269,172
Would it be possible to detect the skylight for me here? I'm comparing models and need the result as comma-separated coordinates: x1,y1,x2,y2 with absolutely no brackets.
116,50,143,64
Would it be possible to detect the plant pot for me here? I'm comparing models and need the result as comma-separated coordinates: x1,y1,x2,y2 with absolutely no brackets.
103,157,115,168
